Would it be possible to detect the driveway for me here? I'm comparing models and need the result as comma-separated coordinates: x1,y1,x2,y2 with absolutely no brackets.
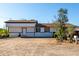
0,38,79,56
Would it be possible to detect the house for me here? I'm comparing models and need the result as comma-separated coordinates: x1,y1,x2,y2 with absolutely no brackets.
5,20,79,38
5,20,56,37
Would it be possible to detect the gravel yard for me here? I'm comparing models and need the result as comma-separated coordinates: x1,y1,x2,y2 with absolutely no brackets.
0,38,79,56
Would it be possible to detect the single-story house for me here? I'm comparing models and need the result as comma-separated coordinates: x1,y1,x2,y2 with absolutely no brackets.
5,20,56,37
5,20,79,38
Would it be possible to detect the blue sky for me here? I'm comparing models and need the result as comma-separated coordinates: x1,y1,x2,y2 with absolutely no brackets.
0,3,79,28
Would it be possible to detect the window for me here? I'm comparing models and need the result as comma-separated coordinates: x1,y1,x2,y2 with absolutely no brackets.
36,27,44,32
36,27,40,32
40,27,44,32
45,27,50,32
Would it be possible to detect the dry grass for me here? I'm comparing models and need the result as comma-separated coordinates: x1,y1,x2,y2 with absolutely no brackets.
0,38,79,56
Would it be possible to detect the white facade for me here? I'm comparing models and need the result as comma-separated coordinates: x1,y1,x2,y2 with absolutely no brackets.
6,21,55,37
8,27,22,37
9,27,22,32
6,23,36,27
9,33,20,37
27,27,35,32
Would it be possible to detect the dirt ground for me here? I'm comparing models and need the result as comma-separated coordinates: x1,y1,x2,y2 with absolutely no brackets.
0,38,79,56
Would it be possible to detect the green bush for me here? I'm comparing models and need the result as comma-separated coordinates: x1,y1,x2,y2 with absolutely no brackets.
0,29,9,38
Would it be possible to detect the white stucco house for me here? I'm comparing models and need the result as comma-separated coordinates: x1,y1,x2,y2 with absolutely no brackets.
5,20,56,37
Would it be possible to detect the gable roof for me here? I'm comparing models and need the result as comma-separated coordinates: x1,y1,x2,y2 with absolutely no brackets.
5,20,37,23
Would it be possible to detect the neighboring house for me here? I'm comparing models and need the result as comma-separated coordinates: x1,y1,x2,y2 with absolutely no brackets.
74,26,79,36
5,20,56,37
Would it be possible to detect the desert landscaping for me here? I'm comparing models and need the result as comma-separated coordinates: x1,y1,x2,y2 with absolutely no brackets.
0,38,79,56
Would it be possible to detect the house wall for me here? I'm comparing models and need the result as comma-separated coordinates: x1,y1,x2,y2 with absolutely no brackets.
21,27,53,37
6,22,56,37
22,28,35,35
6,23,36,27
6,22,36,37
9,33,20,37
21,32,53,37
8,27,55,37
50,28,56,32
8,27,35,37
35,32,52,37
9,27,22,32
22,32,35,37
27,27,35,32
8,27,22,37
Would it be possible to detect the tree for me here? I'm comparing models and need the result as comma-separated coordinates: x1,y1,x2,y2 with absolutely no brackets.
54,8,68,42
66,24,74,42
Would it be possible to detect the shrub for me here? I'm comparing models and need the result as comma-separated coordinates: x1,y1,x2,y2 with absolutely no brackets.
0,29,9,38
